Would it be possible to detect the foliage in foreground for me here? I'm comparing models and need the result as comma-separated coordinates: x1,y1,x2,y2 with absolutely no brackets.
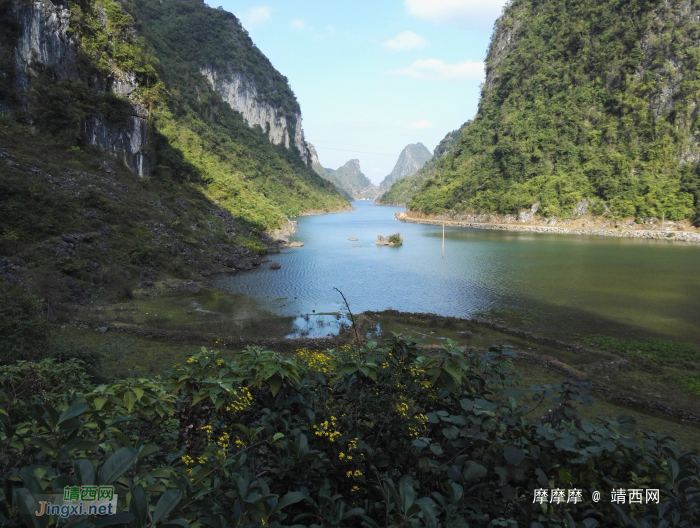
1,337,699,527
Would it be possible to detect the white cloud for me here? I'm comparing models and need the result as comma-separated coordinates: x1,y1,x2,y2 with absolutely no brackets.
291,18,305,30
409,120,432,129
390,58,484,81
383,30,428,51
405,0,507,27
240,6,272,27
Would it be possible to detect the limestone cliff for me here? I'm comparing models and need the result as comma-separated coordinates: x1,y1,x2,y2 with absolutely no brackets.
11,0,149,175
201,67,309,164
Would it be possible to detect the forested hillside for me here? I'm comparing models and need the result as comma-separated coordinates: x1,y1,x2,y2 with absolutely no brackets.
1,0,347,231
408,0,700,224
0,0,348,312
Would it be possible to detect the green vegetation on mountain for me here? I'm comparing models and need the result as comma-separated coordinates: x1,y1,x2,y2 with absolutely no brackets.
133,0,347,224
378,142,432,192
322,158,379,200
377,129,462,205
408,0,700,224
2,0,347,232
2,336,699,527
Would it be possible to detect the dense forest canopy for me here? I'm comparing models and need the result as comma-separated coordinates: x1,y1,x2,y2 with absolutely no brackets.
406,0,700,224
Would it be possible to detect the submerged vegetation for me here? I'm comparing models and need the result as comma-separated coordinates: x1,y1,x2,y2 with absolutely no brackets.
407,0,700,224
1,336,699,527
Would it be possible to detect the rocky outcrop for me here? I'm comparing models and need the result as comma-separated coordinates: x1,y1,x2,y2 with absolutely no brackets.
376,233,403,246
200,66,309,164
11,0,150,176
13,0,75,90
306,142,330,178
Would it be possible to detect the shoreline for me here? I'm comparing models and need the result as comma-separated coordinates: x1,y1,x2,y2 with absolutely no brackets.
70,311,700,425
396,212,700,243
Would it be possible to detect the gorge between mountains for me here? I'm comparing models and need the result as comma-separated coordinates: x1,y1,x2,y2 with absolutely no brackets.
2,0,700,525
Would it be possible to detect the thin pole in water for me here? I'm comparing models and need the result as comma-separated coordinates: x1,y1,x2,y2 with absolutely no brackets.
442,223,445,258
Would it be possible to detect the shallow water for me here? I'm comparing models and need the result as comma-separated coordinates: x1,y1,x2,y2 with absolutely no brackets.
212,202,700,344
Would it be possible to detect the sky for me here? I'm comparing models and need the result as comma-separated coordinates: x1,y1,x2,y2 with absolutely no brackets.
212,0,508,184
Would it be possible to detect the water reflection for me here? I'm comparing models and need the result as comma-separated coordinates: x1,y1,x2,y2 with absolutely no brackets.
211,202,700,344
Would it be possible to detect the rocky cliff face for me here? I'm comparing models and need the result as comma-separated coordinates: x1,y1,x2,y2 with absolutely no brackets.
13,0,74,90
306,142,331,177
201,66,309,164
379,142,432,192
11,0,149,175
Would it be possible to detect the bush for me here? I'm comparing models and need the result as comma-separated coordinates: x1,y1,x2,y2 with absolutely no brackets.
1,336,698,527
388,233,403,246
0,285,52,364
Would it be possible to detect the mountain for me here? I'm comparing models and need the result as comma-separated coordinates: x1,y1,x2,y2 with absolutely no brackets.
306,142,353,200
376,139,457,205
0,0,348,305
378,143,432,192
324,159,380,200
407,0,700,225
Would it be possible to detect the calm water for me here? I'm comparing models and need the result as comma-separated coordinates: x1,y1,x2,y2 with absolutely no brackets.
214,202,700,344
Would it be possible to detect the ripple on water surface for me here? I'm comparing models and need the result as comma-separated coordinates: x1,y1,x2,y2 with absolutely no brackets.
214,202,700,344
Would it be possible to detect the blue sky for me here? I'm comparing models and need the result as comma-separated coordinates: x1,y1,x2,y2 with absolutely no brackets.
212,0,508,184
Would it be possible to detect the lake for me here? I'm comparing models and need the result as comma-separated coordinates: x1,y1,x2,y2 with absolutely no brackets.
212,201,700,344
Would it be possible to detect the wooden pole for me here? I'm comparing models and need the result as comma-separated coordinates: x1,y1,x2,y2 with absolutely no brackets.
442,223,445,258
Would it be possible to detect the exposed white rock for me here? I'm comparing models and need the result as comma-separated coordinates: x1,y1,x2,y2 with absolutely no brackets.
12,0,149,176
14,0,76,90
200,66,310,164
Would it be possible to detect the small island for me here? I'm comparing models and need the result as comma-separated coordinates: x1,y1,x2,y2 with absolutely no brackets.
375,233,403,246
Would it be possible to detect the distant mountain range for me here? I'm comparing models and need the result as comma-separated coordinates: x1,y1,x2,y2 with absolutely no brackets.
379,143,432,192
323,159,380,200
306,142,434,202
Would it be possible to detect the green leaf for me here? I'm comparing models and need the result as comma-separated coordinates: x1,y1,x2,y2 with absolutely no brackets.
504,446,525,466
132,387,145,401
442,425,459,440
98,446,138,485
464,462,487,482
616,414,637,433
269,374,283,396
130,484,148,528
272,433,284,442
137,443,160,461
74,459,96,486
95,512,135,526
276,491,305,511
430,443,443,455
14,488,46,528
94,397,109,410
58,402,88,424
151,489,182,526
399,475,415,513
124,391,137,412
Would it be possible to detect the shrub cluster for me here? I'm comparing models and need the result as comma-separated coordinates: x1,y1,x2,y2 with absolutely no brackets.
1,336,698,527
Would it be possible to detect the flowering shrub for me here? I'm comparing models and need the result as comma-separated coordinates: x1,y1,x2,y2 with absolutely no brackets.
1,336,699,527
